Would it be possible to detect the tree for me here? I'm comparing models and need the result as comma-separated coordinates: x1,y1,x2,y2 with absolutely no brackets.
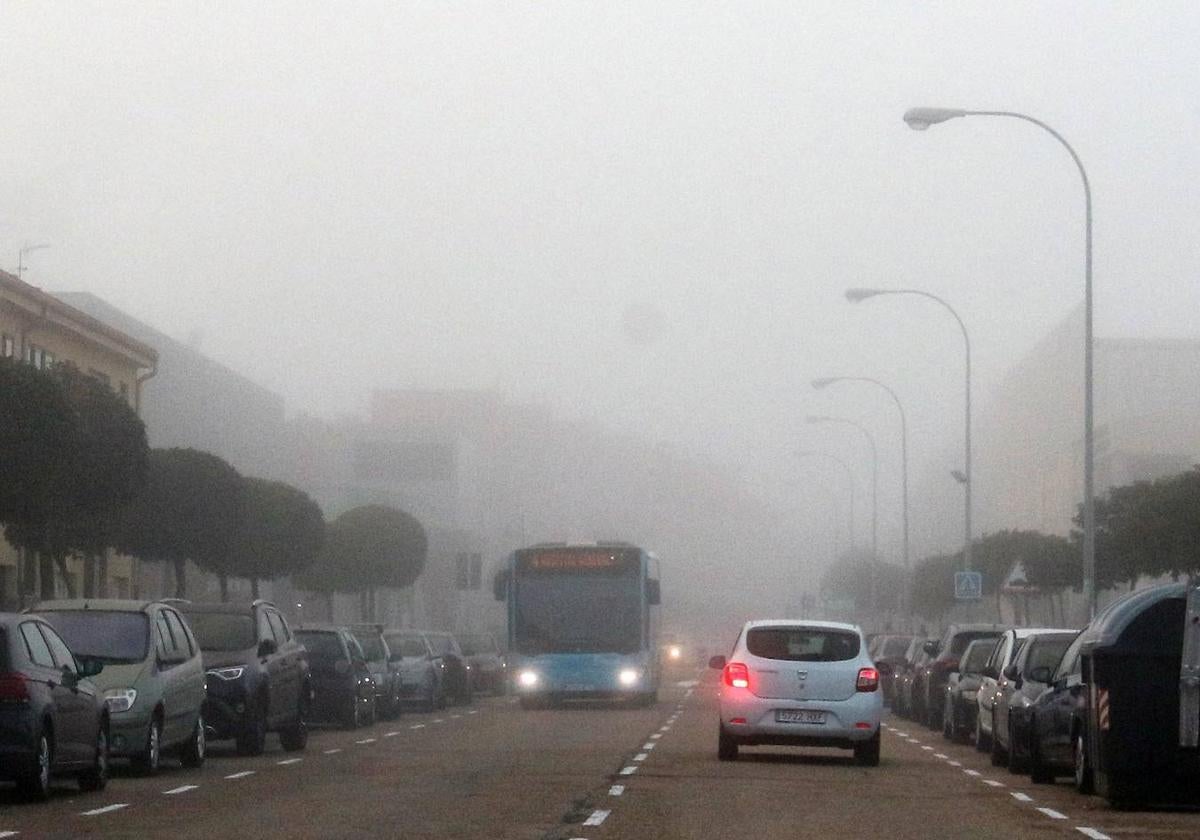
971,529,1079,624
909,552,961,623
233,478,325,601
819,550,907,617
296,504,427,621
120,448,244,598
0,359,78,602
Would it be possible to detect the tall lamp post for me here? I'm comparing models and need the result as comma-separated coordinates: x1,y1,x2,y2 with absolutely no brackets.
845,288,972,576
902,105,1096,619
16,242,50,279
812,376,909,571
795,449,857,553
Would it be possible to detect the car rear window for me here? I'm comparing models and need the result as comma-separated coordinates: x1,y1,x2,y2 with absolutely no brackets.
746,627,860,662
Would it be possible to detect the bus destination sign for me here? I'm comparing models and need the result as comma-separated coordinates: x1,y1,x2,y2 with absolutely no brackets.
519,549,634,573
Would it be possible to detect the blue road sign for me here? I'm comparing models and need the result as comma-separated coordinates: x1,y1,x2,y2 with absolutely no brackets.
955,571,983,600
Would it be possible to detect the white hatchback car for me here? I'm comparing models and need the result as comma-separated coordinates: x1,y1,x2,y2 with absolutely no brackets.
710,620,883,765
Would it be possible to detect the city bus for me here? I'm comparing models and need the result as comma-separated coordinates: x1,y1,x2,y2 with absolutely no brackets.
494,542,662,708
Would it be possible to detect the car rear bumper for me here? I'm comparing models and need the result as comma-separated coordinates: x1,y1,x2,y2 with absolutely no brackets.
0,712,36,777
719,691,882,745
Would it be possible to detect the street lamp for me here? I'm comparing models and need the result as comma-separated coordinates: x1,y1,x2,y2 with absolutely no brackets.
805,415,878,564
796,449,857,552
903,105,1096,618
16,242,51,279
812,376,909,570
845,287,972,576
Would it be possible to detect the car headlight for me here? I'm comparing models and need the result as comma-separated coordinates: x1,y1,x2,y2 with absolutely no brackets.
207,666,245,681
618,668,641,687
104,688,138,713
517,670,539,688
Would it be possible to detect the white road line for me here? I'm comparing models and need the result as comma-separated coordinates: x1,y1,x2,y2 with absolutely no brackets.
450,714,462,719
433,719,445,724
1075,829,1111,840
163,785,197,795
894,731,908,737
1037,808,1068,820
650,733,662,739
947,760,962,767
277,758,303,765
1011,792,1034,803
0,831,17,838
642,742,656,750
410,724,426,730
634,752,648,761
963,769,982,777
583,810,610,827
81,803,129,816
324,748,343,754
356,737,377,744
921,746,934,751
620,765,638,775
468,710,479,715
982,780,1005,788
225,771,256,780
933,753,948,759
609,785,625,796
385,731,401,737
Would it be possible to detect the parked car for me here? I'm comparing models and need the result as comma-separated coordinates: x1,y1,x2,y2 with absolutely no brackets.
294,626,376,729
920,624,1005,730
942,637,997,742
893,639,933,718
906,643,937,723
458,633,506,694
976,626,1073,752
39,599,206,774
989,630,1075,771
710,620,882,765
180,600,310,754
0,613,110,799
425,632,473,705
351,624,402,719
873,634,915,706
1028,583,1200,806
384,629,445,711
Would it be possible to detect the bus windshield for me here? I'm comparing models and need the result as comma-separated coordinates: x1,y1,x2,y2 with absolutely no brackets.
514,556,642,655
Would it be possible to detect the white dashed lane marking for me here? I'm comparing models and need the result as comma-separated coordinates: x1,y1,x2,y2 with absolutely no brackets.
609,785,625,797
277,758,303,765
468,710,479,715
1037,808,1068,820
163,785,197,795
433,719,445,724
933,753,948,759
324,748,342,754
633,753,648,762
963,769,982,777
1075,829,1111,839
583,810,610,827
642,742,655,750
225,771,256,780
650,733,662,740
0,831,17,838
410,724,426,730
81,804,129,816
947,760,961,767
921,746,934,751
982,780,1005,788
619,765,638,775
355,737,377,744
1011,792,1034,803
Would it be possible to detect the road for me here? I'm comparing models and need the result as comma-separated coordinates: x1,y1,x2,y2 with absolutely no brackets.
1,670,1197,839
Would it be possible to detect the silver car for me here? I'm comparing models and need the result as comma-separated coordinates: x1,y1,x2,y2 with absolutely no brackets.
383,629,445,711
710,620,883,765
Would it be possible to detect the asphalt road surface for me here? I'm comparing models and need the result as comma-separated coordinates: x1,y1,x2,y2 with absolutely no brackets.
2,671,1198,838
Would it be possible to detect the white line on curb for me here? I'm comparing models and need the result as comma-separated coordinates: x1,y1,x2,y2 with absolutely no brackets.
81,804,130,816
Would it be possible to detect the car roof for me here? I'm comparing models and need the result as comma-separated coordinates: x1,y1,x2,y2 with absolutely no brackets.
741,619,863,633
178,602,260,615
294,624,345,634
35,598,162,614
1011,626,1077,639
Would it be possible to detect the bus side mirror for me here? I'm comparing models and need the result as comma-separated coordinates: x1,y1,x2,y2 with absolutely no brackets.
493,569,510,601
646,579,661,605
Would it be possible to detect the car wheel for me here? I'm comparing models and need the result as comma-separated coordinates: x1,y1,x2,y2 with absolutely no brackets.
854,731,881,767
236,701,268,756
78,724,109,792
717,725,739,761
179,714,206,768
132,717,162,775
18,729,53,801
974,712,990,752
1073,731,1094,794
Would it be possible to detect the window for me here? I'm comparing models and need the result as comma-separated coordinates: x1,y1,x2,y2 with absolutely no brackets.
1,334,13,358
20,622,55,668
164,610,194,657
155,612,180,659
1054,632,1087,681
257,608,274,643
746,627,860,662
266,610,290,645
39,624,78,673
43,351,55,368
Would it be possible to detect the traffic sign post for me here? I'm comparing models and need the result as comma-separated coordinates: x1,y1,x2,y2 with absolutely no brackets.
954,571,983,601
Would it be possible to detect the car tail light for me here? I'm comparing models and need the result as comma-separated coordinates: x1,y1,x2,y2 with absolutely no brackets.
0,672,31,702
856,667,880,692
723,662,750,689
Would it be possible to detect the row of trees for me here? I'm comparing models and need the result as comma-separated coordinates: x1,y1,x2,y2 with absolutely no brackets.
1,358,428,607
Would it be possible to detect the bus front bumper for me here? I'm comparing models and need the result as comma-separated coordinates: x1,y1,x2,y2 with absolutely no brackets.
513,654,653,697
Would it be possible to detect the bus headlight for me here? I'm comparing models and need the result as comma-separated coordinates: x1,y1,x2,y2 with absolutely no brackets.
518,670,539,688
618,668,641,687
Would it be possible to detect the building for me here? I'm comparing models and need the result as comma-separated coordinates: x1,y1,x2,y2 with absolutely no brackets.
0,270,158,607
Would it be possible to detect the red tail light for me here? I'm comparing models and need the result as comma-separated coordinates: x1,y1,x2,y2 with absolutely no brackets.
856,667,880,692
0,672,31,702
723,662,750,689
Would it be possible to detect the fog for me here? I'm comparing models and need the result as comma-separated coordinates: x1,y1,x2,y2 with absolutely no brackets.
3,2,1199,629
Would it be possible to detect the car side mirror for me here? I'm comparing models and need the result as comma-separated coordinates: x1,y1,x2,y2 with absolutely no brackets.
258,638,278,658
334,660,350,675
77,657,104,678
708,655,726,670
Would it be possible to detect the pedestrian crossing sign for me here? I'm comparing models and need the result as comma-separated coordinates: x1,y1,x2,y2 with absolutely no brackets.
954,571,983,600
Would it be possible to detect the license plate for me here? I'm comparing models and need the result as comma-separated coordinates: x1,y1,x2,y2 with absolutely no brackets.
776,709,826,725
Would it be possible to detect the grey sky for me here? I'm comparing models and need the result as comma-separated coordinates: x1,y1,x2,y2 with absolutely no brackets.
2,2,1198,569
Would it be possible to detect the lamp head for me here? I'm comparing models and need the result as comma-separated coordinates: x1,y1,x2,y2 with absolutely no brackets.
811,377,838,390
903,106,967,131
845,288,884,303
